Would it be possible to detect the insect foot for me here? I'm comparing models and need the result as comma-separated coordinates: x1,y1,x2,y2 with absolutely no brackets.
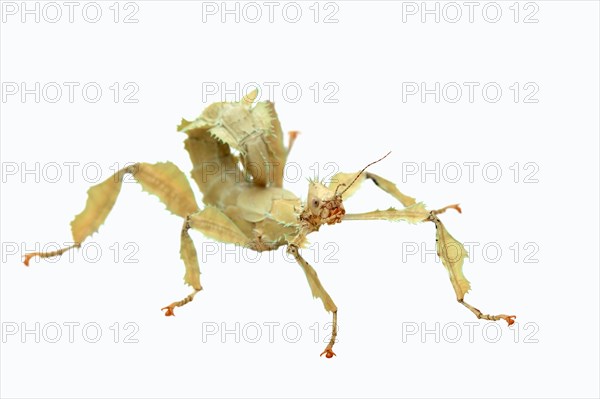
458,299,516,326
161,289,200,317
320,348,336,359
499,315,517,326
478,313,517,326
23,243,81,266
161,305,176,317
432,203,462,216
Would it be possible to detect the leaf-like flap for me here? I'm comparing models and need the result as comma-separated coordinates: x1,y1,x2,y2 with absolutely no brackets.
189,206,249,245
179,97,288,187
434,218,471,300
180,227,201,290
251,101,286,186
237,187,298,223
328,172,366,199
71,173,124,244
241,88,258,106
207,126,242,152
365,172,416,207
177,116,213,138
343,202,429,224
134,162,199,218
291,247,337,313
269,198,301,225
251,101,278,137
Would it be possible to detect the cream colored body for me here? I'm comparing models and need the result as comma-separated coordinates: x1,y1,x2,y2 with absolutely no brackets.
178,90,303,250
24,90,516,358
218,184,301,250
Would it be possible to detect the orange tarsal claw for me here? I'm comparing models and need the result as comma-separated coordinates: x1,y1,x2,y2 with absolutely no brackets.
289,130,300,140
23,253,40,267
161,305,176,317
502,315,517,326
432,203,462,216
22,244,78,267
320,348,336,358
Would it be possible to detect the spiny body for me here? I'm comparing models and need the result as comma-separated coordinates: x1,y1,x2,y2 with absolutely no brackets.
23,90,516,358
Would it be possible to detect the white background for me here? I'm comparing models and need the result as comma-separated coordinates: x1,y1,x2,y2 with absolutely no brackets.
1,1,599,398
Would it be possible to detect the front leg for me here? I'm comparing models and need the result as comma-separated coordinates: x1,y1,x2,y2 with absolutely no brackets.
287,244,338,358
341,203,516,326
427,212,516,326
328,170,416,207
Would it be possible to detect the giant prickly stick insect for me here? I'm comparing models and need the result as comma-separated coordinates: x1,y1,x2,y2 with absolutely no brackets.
24,90,515,358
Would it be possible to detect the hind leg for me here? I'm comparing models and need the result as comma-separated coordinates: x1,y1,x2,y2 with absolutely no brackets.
24,162,199,266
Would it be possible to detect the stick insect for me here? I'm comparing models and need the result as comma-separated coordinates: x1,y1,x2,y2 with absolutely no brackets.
23,90,515,358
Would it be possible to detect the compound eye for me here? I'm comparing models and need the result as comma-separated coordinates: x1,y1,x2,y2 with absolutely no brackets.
312,199,320,208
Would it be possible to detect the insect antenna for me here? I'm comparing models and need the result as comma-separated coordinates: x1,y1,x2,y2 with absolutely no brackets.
337,151,392,196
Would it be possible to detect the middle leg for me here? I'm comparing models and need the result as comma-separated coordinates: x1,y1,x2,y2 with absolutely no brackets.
161,206,252,316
